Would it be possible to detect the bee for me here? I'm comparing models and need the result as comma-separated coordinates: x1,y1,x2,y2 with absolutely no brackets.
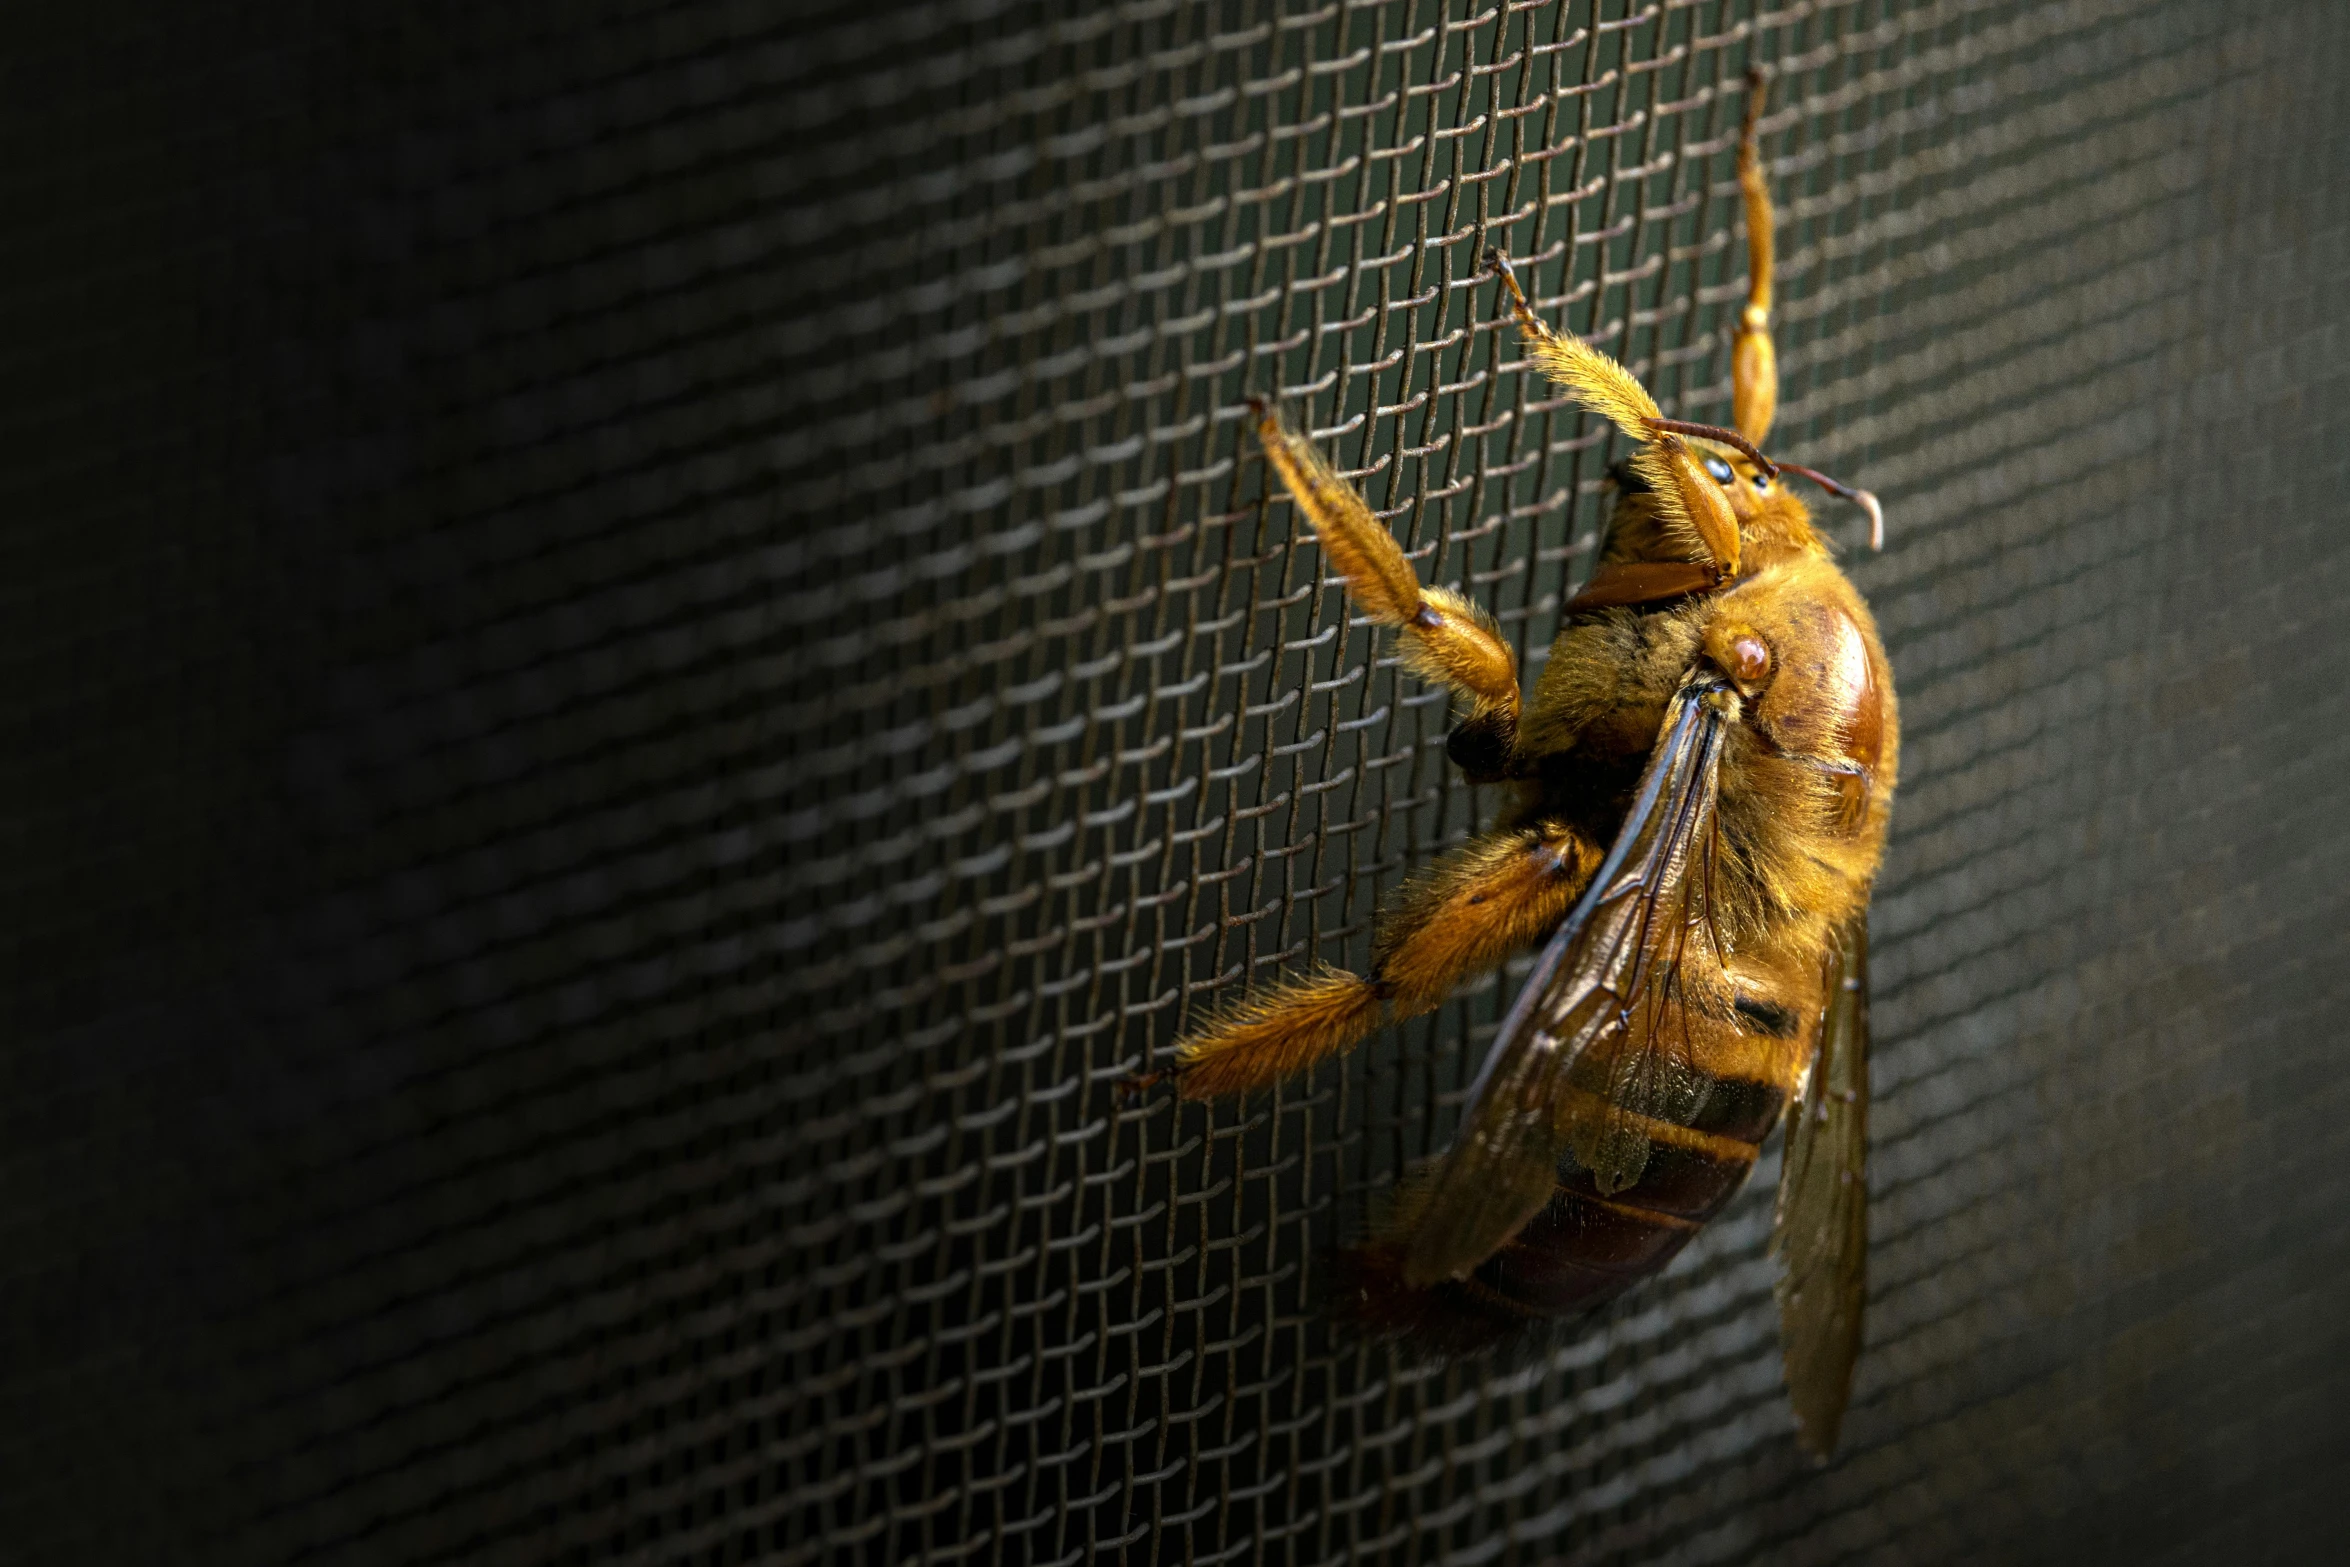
1125,74,1895,1457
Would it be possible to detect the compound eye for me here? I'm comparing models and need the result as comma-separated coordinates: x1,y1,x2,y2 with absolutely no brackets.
1750,471,1771,492
1703,455,1735,484
1729,634,1772,686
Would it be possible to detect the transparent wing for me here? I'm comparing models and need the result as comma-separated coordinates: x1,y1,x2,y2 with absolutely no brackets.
1399,675,1731,1288
1772,910,1871,1458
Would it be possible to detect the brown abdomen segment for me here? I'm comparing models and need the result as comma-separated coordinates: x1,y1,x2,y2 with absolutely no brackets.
1335,1072,1792,1350
1472,1086,1786,1315
1336,971,1821,1350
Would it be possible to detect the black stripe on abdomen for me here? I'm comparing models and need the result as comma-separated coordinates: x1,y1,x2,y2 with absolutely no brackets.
1686,1073,1790,1142
1558,1135,1756,1220
1474,1086,1773,1316
1479,1143,1762,1314
1363,1052,1801,1330
1734,992,1803,1038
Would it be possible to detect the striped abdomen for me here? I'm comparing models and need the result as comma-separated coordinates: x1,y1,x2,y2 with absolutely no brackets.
1466,1073,1790,1317
1338,1008,1809,1352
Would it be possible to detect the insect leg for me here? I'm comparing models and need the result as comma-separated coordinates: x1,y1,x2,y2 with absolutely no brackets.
1482,253,1743,577
1250,401,1523,745
1150,822,1601,1101
1733,66,1779,447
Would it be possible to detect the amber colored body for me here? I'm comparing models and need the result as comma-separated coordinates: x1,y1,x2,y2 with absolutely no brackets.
1401,492,1896,1335
1127,75,1896,1437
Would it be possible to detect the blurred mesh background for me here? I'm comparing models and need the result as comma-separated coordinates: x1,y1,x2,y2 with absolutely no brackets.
5,0,2347,1563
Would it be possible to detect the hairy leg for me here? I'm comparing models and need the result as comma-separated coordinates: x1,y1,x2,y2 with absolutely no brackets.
1733,67,1779,447
1144,821,1603,1101
1252,401,1523,745
1484,253,1746,579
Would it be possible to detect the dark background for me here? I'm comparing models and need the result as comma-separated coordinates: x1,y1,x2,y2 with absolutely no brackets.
4,1,2346,1563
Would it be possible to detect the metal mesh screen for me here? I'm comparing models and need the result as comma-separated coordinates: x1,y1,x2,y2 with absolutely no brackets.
6,1,2347,1563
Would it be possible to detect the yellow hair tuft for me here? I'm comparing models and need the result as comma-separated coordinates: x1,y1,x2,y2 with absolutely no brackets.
1523,334,1663,444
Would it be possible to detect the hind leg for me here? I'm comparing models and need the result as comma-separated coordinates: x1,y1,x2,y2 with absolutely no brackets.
1138,821,1602,1101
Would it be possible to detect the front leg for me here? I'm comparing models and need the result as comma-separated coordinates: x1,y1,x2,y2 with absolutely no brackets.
1484,251,1757,580
1733,66,1780,447
1251,400,1523,744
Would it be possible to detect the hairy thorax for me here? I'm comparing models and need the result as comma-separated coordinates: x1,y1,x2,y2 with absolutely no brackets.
1512,552,1899,962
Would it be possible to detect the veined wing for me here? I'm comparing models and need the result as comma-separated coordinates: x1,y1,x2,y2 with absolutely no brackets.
1400,674,1732,1288
1773,910,1871,1458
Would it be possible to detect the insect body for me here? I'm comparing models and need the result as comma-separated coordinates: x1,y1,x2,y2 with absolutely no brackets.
1129,76,1896,1456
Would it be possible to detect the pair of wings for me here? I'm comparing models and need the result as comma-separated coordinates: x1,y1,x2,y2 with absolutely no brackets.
1399,675,1871,1457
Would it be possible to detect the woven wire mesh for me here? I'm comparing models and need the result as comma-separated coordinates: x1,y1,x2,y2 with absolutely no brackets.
5,1,2348,1563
